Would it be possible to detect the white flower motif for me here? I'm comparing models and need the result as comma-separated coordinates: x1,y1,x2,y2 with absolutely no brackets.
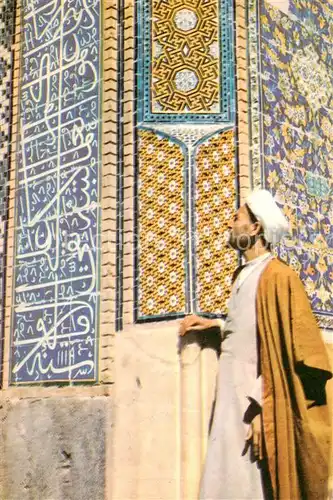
223,165,230,176
158,240,166,251
214,261,222,273
205,296,212,307
147,231,155,242
203,203,211,214
169,180,177,192
158,173,165,183
169,158,176,168
174,8,198,31
213,173,220,184
213,151,220,161
223,230,230,243
158,217,165,228
223,187,231,198
170,295,178,307
147,276,154,287
169,203,178,214
147,253,154,264
203,226,210,237
147,144,155,154
158,262,166,273
158,195,165,206
203,248,211,260
224,275,232,286
214,217,220,228
214,239,222,251
225,253,232,264
222,144,229,154
203,180,210,191
213,195,221,206
147,209,154,219
205,271,212,283
147,165,154,176
292,45,331,111
170,271,177,283
170,248,177,260
169,226,177,237
147,298,155,310
147,187,154,197
157,151,165,161
203,158,210,169
215,284,222,297
158,285,166,296
224,207,232,218
174,69,198,92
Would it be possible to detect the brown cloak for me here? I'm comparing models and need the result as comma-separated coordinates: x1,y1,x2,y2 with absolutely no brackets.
256,258,332,500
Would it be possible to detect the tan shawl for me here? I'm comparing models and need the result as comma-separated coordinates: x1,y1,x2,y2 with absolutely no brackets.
256,258,332,500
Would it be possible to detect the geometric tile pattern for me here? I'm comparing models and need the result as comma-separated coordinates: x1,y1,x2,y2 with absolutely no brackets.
194,129,237,314
11,0,102,383
138,0,235,122
256,0,333,328
137,129,186,318
135,0,237,320
151,0,219,114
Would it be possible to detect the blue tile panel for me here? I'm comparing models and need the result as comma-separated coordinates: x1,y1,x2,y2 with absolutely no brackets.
11,0,101,383
259,1,333,328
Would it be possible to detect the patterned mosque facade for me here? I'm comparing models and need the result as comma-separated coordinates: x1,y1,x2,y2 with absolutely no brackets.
0,0,331,498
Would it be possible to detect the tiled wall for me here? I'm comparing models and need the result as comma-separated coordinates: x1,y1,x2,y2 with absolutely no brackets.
134,0,238,321
10,1,103,384
249,0,333,330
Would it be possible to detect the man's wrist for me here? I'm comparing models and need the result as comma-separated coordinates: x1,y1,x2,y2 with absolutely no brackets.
214,318,225,331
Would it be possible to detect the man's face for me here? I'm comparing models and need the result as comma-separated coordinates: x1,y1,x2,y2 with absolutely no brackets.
228,205,256,251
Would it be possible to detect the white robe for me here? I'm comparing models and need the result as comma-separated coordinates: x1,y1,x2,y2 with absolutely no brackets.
199,253,273,500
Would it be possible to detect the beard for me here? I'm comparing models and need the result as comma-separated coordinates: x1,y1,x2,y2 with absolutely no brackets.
228,232,256,251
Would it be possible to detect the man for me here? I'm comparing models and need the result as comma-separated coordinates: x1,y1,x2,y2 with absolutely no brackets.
179,189,332,500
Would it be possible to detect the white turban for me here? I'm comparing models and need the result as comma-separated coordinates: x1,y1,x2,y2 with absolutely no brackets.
246,189,289,244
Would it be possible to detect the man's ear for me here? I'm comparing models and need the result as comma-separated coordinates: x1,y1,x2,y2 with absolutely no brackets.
251,221,262,236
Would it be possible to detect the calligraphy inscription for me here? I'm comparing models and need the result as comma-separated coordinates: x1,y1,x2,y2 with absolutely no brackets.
11,0,101,383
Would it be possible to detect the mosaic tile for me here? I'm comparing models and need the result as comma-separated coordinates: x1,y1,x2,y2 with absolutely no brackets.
289,0,333,53
11,0,102,384
258,0,333,328
136,0,237,320
193,129,237,315
137,129,187,318
137,0,235,122
248,0,262,188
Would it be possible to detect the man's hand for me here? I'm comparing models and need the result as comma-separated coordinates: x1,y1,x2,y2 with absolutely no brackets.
242,414,263,462
178,315,217,336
